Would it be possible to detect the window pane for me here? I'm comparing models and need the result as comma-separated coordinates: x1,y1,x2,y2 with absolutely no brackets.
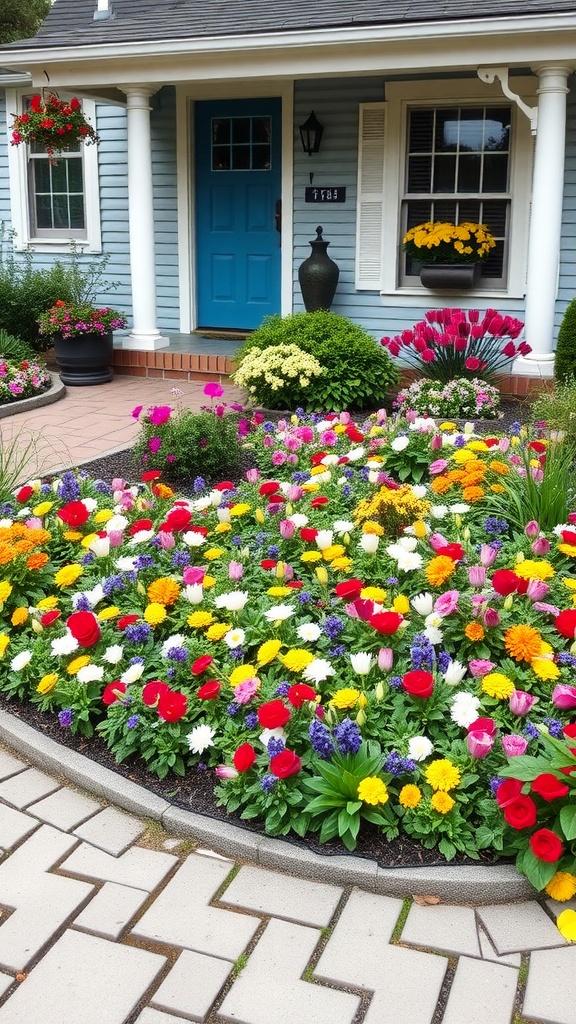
52,193,70,229
212,118,230,144
459,200,481,223
480,238,505,278
67,158,84,192
434,109,459,152
458,108,485,151
69,194,85,229
457,154,481,193
433,155,456,192
34,194,53,229
231,145,250,170
407,155,432,192
33,159,51,193
212,146,230,170
408,109,434,152
433,200,458,223
406,201,432,229
252,145,270,169
252,117,271,143
482,154,509,192
482,200,507,236
232,118,250,143
484,112,510,151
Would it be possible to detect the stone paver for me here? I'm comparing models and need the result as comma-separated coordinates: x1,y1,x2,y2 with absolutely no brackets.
441,956,518,1024
73,881,149,940
136,1010,185,1024
523,946,576,1024
0,801,38,849
316,889,404,978
73,806,146,856
477,926,522,968
0,767,60,808
151,949,232,1021
220,917,360,1024
60,840,177,892
0,930,166,1024
0,974,13,999
478,901,568,954
133,853,260,961
0,749,26,780
28,787,101,831
220,864,342,927
401,903,481,958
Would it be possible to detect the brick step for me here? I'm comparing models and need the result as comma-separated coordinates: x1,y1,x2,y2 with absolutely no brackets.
112,348,235,383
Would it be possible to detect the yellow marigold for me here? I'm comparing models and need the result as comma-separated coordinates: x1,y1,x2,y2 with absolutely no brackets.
531,657,561,681
257,639,283,666
465,622,485,642
301,551,322,562
330,687,361,709
466,440,489,452
323,545,346,562
37,673,59,695
203,575,216,589
514,560,554,581
564,578,576,591
214,522,232,533
399,784,422,809
430,477,452,494
229,663,257,686
146,577,181,606
331,557,353,572
204,548,224,561
0,634,9,657
27,553,49,570
425,759,461,792
97,606,120,621
482,672,515,699
558,543,576,557
267,586,292,597
361,587,387,603
229,503,252,517
94,509,114,523
393,595,410,614
439,421,457,431
310,465,329,476
504,624,543,662
37,596,59,610
187,611,214,628
357,777,389,805
362,521,385,536
32,501,54,516
490,484,506,494
301,483,319,492
489,460,510,475
282,649,315,673
425,555,456,587
67,655,91,675
453,449,476,464
63,531,83,541
431,791,456,814
144,603,167,626
206,622,231,641
446,469,466,482
462,485,485,503
0,581,12,603
413,520,428,539
54,564,83,588
11,607,28,626
545,872,576,902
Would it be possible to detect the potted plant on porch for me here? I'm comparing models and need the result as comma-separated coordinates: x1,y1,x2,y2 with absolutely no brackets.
37,300,127,386
10,93,99,162
403,221,496,290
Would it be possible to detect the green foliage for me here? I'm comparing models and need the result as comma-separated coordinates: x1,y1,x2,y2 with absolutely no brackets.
0,0,50,43
484,435,575,532
0,427,48,503
235,311,399,411
531,379,576,447
133,404,242,482
0,331,36,363
555,298,576,384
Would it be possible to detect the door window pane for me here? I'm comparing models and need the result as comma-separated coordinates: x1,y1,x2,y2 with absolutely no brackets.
211,115,272,171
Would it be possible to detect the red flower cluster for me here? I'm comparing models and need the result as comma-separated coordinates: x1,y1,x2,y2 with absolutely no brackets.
10,93,99,158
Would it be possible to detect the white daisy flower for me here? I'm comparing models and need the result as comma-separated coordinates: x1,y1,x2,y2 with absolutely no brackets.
450,692,481,728
182,531,207,547
214,591,250,612
77,665,105,684
102,644,124,665
224,628,246,649
263,604,295,623
114,556,138,571
302,658,335,684
187,723,216,754
408,736,434,761
51,633,79,656
297,623,322,643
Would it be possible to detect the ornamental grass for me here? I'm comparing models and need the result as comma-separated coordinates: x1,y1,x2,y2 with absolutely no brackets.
1,399,576,891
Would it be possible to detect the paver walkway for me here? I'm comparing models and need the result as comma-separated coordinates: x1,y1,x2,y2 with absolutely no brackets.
0,744,575,1024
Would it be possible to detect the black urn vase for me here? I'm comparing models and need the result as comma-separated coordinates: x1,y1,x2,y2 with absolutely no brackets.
298,226,340,312
53,331,114,386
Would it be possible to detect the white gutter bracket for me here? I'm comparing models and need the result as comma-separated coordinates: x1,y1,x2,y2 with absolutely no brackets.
477,66,538,135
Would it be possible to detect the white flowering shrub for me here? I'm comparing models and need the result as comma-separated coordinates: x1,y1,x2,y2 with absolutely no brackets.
232,343,324,409
394,377,500,419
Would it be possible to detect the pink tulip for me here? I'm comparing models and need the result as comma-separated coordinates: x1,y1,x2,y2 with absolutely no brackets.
552,684,576,709
429,532,450,551
183,566,205,585
467,730,495,759
480,544,497,567
378,647,394,671
502,734,529,757
108,530,124,548
245,468,260,483
509,690,538,716
483,607,500,628
429,459,449,475
524,520,540,538
468,566,486,587
431,434,443,451
157,531,175,550
279,519,296,540
228,560,244,581
215,765,238,779
526,578,550,600
286,485,304,502
469,659,496,678
531,536,551,556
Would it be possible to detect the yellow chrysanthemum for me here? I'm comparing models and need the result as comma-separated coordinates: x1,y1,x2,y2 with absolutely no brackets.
205,623,231,641
514,560,555,581
11,607,28,626
490,484,506,493
67,655,91,675
144,603,167,626
425,556,456,588
267,586,292,597
310,465,329,476
330,687,361,709
425,759,461,792
357,777,389,806
229,663,257,686
452,449,476,464
94,509,114,523
37,673,59,695
330,557,353,572
482,672,515,699
282,649,315,672
301,482,320,492
187,611,214,628
557,910,576,941
531,657,561,681
257,639,283,666
361,587,387,604
0,581,13,603
63,531,83,542
214,522,232,533
545,872,576,902
393,595,410,615
563,578,576,591
466,440,489,452
322,545,346,562
362,521,385,536
204,548,224,561
54,564,83,588
37,596,59,610
399,784,422,809
558,543,576,557
229,503,252,517
439,421,457,431
431,792,456,814
0,634,9,657
504,624,543,663
203,575,216,589
146,577,181,606
301,551,322,563
32,501,54,516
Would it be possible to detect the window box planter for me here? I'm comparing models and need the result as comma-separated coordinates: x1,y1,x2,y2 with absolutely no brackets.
419,263,481,290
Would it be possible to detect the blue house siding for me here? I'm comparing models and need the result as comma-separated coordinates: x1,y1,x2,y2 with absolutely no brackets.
0,95,10,228
556,74,576,330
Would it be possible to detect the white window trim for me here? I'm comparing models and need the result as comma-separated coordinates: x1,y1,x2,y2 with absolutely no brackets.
357,76,536,300
6,88,102,254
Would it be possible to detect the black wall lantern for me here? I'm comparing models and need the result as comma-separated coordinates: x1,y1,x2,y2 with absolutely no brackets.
299,111,324,156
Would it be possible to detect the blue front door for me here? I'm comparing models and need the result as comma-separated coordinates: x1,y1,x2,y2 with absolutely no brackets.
195,98,282,330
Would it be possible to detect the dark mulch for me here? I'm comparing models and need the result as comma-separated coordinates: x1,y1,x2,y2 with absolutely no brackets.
18,399,529,870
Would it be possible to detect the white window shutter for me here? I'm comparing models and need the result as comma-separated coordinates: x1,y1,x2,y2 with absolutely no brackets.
355,103,386,290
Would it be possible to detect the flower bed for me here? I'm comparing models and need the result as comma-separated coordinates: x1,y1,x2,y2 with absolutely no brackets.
0,359,52,404
1,404,576,904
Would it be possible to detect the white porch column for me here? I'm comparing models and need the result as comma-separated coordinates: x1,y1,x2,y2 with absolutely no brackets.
122,85,168,349
517,65,572,377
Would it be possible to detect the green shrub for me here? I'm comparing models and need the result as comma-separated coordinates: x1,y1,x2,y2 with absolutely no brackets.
555,298,576,383
0,330,36,363
531,378,576,447
133,404,242,482
235,310,400,411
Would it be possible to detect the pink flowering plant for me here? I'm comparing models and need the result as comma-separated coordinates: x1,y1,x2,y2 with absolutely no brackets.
37,300,127,340
0,359,51,404
395,378,501,420
381,308,530,384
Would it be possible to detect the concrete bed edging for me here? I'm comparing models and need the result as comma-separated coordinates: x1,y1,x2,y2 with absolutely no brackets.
0,374,65,419
0,709,533,904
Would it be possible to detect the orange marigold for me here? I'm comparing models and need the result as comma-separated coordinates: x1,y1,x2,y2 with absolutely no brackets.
490,484,506,493
146,577,181,606
504,624,543,662
489,460,510,475
446,469,466,483
462,486,485,503
425,555,456,587
27,552,49,570
430,477,451,495
465,622,485,642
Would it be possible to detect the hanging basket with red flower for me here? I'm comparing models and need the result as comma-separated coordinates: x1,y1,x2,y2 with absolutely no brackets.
10,92,100,159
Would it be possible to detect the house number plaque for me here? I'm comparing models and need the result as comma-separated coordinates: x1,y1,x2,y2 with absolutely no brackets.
305,187,346,203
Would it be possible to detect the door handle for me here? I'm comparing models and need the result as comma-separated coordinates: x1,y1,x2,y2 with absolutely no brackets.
275,199,282,240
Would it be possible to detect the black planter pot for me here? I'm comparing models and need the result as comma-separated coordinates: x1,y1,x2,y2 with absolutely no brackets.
53,331,114,386
419,263,481,290
298,226,340,312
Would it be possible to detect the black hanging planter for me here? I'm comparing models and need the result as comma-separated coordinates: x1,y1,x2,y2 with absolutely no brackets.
53,332,114,386
419,263,481,290
298,226,340,312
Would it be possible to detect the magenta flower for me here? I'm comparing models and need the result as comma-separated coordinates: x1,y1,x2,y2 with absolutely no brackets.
502,734,529,757
148,436,162,453
552,684,576,710
148,406,172,426
509,690,538,716
434,590,460,617
467,730,495,759
131,405,143,419
204,381,224,398
469,659,496,678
